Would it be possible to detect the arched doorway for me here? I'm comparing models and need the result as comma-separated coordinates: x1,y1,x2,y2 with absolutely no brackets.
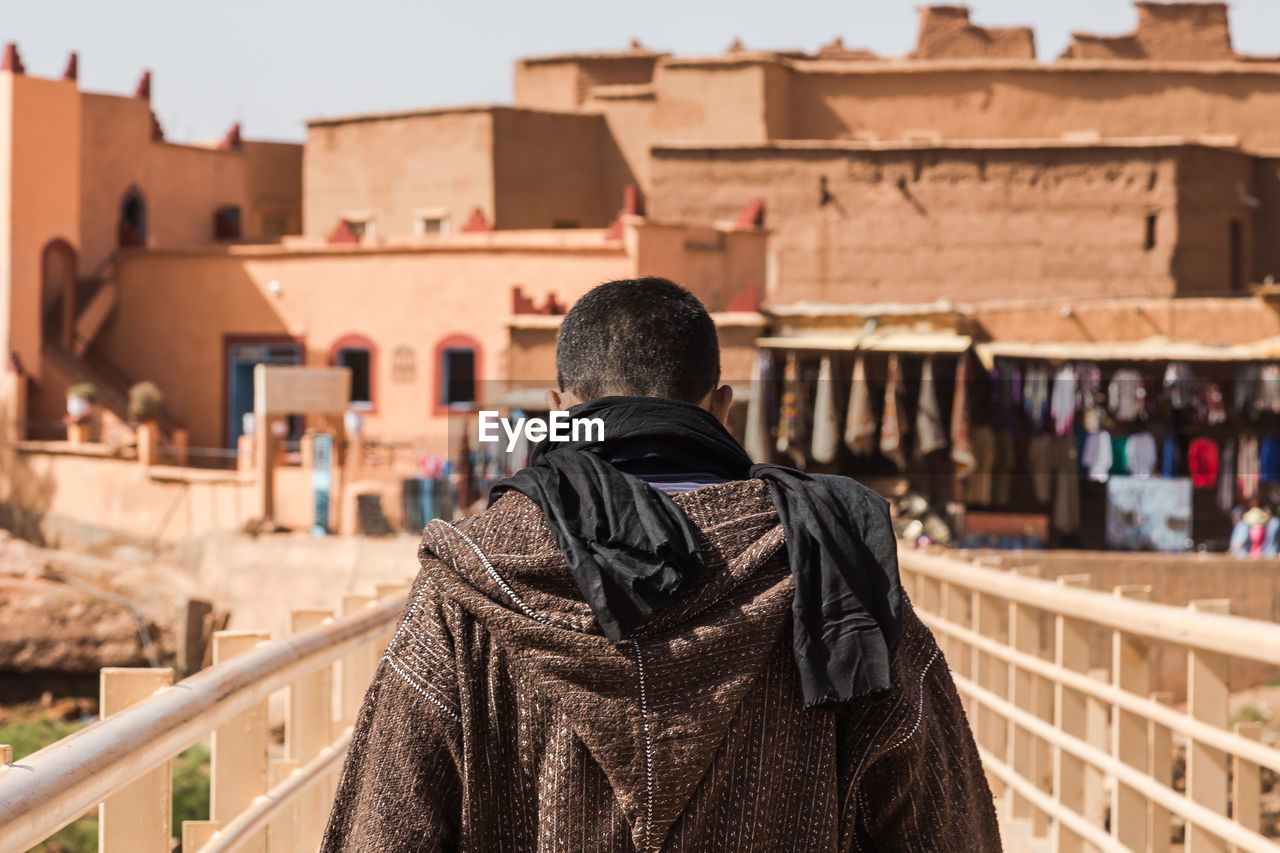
41,239,77,349
118,187,147,248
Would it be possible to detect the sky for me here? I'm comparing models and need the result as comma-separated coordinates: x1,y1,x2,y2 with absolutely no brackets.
7,0,1280,143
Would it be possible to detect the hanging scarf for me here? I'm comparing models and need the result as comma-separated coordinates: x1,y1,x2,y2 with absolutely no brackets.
843,354,877,455
490,396,903,707
776,351,801,461
879,355,906,469
810,356,839,464
951,356,976,477
915,356,946,457
743,353,771,462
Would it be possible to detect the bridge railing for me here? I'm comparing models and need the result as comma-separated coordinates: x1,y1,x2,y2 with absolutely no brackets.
0,580,414,853
901,549,1280,853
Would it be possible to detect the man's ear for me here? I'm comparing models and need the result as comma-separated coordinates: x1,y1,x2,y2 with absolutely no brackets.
708,384,734,424
546,389,581,410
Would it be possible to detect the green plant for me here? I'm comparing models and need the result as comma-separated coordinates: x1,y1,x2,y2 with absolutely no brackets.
66,383,97,403
127,380,164,422
1231,704,1271,726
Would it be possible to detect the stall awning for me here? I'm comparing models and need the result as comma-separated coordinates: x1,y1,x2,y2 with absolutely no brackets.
974,336,1270,368
755,329,972,354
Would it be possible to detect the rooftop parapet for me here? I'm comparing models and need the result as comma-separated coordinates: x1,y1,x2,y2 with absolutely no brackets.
1062,1,1234,61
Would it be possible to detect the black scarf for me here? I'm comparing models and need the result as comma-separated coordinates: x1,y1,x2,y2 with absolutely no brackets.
489,396,903,707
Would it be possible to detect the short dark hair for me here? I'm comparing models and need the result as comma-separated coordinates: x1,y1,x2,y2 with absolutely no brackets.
556,277,720,403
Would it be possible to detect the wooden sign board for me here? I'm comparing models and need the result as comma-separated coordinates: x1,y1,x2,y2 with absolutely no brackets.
254,365,351,415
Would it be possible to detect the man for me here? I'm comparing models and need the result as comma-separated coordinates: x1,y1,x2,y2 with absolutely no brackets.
323,277,1000,852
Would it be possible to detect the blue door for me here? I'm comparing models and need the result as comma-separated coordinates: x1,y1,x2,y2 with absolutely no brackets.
226,341,303,448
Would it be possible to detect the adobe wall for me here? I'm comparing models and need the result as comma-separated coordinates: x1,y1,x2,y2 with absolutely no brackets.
242,140,303,238
104,243,630,450
1252,157,1280,282
491,110,619,229
1173,145,1255,294
650,144,1183,305
5,72,82,385
911,6,1035,61
629,220,766,312
79,93,248,271
783,65,1280,151
514,54,660,111
303,109,494,238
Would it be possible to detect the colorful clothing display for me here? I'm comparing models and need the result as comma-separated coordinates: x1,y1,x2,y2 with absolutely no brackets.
951,356,975,477
743,353,771,462
843,354,877,455
1081,430,1114,483
1108,368,1146,422
1125,431,1157,478
810,356,839,464
1050,365,1076,436
879,354,906,469
915,357,947,458
1239,435,1260,502
1187,437,1220,489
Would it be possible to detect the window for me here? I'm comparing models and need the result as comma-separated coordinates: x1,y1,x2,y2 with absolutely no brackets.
345,219,372,239
330,334,376,411
214,205,242,240
119,187,147,248
416,216,449,236
1144,213,1157,251
1229,219,1244,292
552,219,580,229
441,348,476,407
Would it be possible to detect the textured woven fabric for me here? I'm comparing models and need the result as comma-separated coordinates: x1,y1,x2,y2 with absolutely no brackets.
322,479,1000,852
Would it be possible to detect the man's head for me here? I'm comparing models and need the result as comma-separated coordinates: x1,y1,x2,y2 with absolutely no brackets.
549,277,732,419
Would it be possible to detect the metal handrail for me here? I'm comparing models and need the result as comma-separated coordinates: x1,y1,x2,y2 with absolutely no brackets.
902,550,1280,664
0,595,403,853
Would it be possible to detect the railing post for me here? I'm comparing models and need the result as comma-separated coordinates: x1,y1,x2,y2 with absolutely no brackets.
1110,585,1151,852
211,630,271,853
1052,575,1090,853
98,667,174,853
1007,581,1041,826
182,820,221,850
972,591,1007,798
1149,691,1175,852
289,609,335,852
1187,599,1231,853
340,594,377,729
267,758,302,853
1233,722,1263,836
1083,669,1108,831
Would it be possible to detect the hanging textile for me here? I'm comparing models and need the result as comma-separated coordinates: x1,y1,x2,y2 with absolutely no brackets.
1238,434,1259,502
1187,437,1220,490
844,353,875,450
1109,433,1128,478
915,357,947,458
965,425,995,504
1052,435,1081,535
1261,436,1280,483
1028,432,1053,504
843,354,877,455
1107,368,1146,422
1050,365,1076,437
1163,362,1196,410
1234,365,1260,417
1023,366,1051,434
1218,438,1236,512
744,352,771,462
1076,363,1103,420
1262,365,1280,414
951,356,975,477
879,354,906,470
810,356,839,464
1161,431,1181,479
1081,430,1113,483
1125,431,1158,478
776,351,800,457
991,430,1016,506
1205,382,1226,426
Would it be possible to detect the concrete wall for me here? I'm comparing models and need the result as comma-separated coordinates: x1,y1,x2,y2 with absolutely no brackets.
651,143,1186,305
79,93,248,271
303,109,495,239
